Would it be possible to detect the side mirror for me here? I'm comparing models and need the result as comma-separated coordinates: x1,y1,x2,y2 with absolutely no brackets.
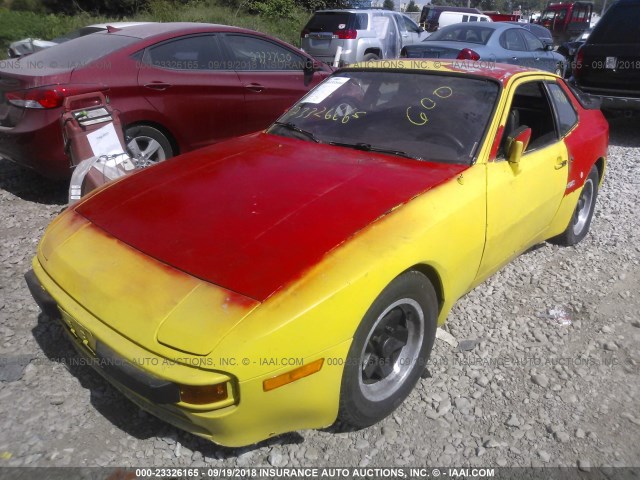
418,26,425,33
506,126,532,164
304,59,319,86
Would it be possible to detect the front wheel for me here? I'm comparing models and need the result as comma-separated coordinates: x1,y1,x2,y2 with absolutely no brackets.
338,271,437,428
549,165,599,246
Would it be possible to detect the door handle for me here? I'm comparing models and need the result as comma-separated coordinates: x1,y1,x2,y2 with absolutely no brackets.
245,83,265,93
144,82,172,91
555,156,568,169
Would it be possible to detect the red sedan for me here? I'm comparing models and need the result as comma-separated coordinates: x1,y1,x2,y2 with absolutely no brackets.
0,23,332,179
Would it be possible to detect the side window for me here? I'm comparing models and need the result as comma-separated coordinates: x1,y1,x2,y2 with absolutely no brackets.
145,35,223,70
521,30,543,51
224,35,304,71
469,15,478,22
462,15,469,22
498,81,558,158
396,14,408,33
500,29,526,51
403,16,420,33
480,16,488,21
547,83,578,136
356,13,369,30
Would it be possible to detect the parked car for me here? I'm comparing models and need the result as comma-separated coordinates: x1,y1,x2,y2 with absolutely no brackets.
572,0,640,114
535,1,593,44
418,5,483,32
0,23,332,179
7,22,150,58
437,11,492,30
504,21,555,48
26,60,607,447
483,11,522,22
557,27,592,75
301,9,428,65
401,23,566,75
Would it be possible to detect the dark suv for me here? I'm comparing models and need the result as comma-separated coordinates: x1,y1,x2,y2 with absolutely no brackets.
572,0,640,113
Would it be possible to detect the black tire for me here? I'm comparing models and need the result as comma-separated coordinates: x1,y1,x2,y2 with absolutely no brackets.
549,165,599,246
338,271,438,428
124,125,173,167
363,53,380,62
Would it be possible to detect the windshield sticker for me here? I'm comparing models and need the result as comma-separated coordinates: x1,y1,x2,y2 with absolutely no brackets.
338,23,346,29
302,77,351,104
407,86,453,126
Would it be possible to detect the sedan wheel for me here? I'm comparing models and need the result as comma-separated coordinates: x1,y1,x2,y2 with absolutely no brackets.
338,271,437,428
125,125,173,167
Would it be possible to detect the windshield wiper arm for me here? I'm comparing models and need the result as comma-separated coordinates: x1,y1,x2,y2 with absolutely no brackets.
328,141,421,160
273,121,321,143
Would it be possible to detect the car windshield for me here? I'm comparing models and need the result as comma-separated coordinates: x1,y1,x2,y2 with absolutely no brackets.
268,70,500,165
22,34,137,69
589,4,640,43
426,25,494,44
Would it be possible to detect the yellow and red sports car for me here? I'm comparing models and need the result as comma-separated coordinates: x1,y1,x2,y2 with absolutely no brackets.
26,61,608,447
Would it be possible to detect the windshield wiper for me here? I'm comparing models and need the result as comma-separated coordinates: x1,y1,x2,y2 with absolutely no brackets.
328,141,421,160
273,121,321,143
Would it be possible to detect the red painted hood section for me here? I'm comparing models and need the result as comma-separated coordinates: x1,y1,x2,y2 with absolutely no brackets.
76,133,467,301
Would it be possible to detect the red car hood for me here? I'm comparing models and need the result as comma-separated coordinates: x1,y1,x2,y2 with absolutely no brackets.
76,133,467,301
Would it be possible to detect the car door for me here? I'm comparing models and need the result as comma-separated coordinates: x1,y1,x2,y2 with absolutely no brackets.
398,14,425,47
477,78,569,280
137,34,245,151
498,28,529,67
520,29,555,72
220,33,326,134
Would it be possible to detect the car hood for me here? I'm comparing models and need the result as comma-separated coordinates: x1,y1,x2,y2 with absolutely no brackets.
76,133,467,301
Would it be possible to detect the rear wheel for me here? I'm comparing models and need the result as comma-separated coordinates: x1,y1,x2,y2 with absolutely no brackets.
338,271,437,428
363,53,380,62
125,125,173,167
549,165,599,246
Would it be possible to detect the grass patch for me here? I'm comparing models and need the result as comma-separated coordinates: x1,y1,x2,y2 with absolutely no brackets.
0,0,310,59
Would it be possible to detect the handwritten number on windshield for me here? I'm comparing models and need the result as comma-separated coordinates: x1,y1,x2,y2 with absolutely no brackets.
407,86,453,126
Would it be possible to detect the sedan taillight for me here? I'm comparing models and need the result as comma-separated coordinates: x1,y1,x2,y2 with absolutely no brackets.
457,48,481,61
6,88,64,109
5,84,106,109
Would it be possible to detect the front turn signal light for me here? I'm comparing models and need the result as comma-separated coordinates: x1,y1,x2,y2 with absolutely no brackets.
179,382,228,405
263,358,324,392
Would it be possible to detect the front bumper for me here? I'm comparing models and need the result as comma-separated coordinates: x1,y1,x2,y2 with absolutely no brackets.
25,261,348,446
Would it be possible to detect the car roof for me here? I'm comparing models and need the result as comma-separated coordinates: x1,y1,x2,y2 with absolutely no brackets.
314,9,409,15
342,59,547,84
104,22,257,40
436,21,522,32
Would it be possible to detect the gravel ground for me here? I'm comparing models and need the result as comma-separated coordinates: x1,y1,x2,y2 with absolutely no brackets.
0,116,639,470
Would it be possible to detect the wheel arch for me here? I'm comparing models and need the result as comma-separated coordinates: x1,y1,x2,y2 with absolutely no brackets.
594,156,606,187
363,47,382,58
124,120,180,157
405,263,445,315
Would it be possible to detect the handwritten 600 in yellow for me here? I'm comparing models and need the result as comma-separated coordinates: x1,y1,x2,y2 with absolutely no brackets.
406,86,453,126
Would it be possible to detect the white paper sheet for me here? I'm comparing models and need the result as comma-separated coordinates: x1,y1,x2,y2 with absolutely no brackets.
301,77,350,104
86,123,125,157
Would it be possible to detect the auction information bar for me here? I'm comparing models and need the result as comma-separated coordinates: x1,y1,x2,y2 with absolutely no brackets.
1,467,639,480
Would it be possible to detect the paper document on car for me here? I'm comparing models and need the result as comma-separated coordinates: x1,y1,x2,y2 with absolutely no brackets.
86,123,126,157
302,77,350,104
